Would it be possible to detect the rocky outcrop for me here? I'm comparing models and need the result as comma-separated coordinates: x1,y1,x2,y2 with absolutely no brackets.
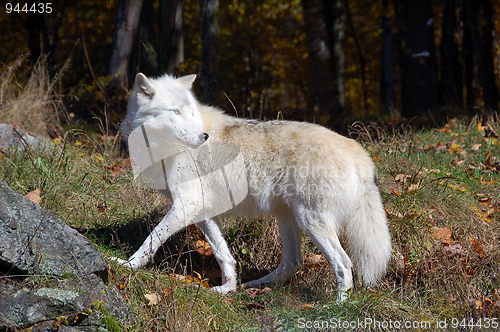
0,124,52,154
0,181,129,331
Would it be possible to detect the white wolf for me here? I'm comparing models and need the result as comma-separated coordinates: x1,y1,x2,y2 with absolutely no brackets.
117,73,391,302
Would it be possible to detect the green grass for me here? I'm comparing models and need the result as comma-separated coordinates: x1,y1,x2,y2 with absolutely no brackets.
1,115,499,331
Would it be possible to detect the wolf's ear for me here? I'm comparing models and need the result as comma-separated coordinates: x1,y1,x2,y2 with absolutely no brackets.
177,74,196,89
135,73,155,99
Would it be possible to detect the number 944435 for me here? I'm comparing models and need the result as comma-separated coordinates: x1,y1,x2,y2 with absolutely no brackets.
6,3,52,14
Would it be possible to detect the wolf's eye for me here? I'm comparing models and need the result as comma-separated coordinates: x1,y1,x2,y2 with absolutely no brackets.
173,108,181,115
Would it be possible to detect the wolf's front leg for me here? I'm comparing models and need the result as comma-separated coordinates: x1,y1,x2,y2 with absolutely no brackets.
115,203,200,269
197,218,237,293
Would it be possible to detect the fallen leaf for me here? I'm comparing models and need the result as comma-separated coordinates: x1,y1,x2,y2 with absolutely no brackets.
244,302,265,310
301,303,314,310
395,174,411,183
478,195,493,207
163,286,174,297
303,254,328,270
25,188,41,205
384,206,404,219
447,184,468,192
245,287,272,299
166,272,210,288
471,143,481,151
469,237,485,259
144,293,161,305
448,143,462,153
475,300,483,310
432,227,453,245
477,121,486,133
92,154,105,162
390,187,401,196
407,183,420,192
472,205,493,223
461,260,475,277
451,157,465,167
195,239,213,256
485,207,499,218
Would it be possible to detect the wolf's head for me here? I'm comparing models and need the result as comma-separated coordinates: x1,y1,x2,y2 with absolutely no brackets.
122,73,209,149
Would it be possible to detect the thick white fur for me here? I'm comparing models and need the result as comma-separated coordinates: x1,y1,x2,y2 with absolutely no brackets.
117,73,392,302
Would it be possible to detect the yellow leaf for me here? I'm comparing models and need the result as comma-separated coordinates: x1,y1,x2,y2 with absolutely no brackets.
448,143,461,153
93,155,105,162
486,137,499,146
195,239,213,256
472,205,493,223
52,138,62,145
447,184,467,192
167,273,210,288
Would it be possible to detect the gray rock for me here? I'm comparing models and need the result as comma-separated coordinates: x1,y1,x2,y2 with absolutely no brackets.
0,274,128,331
0,181,129,330
0,124,52,154
0,180,107,279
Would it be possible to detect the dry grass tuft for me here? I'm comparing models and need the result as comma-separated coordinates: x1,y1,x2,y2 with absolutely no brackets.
0,56,65,136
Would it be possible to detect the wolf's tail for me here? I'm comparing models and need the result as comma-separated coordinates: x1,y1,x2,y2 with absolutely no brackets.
344,177,391,285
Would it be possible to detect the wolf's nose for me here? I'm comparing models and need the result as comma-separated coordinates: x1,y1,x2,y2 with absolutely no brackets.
203,133,209,140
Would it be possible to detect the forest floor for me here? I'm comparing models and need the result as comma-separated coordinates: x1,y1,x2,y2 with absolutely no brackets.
1,114,499,331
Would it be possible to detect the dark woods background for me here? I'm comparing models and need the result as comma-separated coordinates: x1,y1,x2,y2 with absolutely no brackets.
1,0,499,131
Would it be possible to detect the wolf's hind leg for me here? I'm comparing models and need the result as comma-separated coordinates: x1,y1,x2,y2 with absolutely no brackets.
243,214,302,288
302,226,353,302
197,218,237,294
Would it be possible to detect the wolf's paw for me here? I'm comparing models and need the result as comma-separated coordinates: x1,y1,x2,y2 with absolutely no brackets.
336,287,353,303
211,283,236,294
110,256,140,269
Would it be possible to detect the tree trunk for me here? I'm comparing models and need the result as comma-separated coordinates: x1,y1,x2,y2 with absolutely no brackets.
159,0,185,74
302,0,341,124
323,0,346,110
400,0,438,117
138,0,158,77
344,0,369,113
26,10,47,67
109,0,144,88
380,0,396,111
477,0,499,109
462,0,499,110
198,0,220,105
439,0,462,107
461,0,476,110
